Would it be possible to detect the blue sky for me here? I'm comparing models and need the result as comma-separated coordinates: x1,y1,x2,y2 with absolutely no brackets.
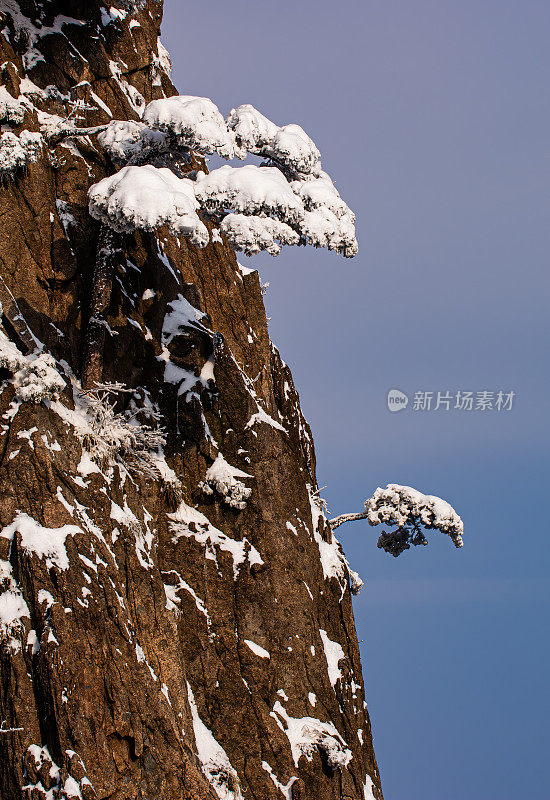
162,2,550,797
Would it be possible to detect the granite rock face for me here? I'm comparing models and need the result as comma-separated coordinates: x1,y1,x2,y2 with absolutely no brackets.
0,2,382,798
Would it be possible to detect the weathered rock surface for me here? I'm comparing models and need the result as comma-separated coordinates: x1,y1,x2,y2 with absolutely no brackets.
0,2,382,798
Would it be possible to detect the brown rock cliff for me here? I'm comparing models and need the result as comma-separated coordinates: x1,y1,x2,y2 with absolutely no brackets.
0,2,382,798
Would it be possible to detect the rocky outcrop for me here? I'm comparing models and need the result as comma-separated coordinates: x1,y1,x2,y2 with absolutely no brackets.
0,2,382,798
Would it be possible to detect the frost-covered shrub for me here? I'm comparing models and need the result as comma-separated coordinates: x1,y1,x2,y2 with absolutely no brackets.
0,330,65,402
195,165,304,225
143,95,242,160
149,449,185,510
19,129,42,157
13,353,66,402
97,120,167,163
198,453,252,510
0,86,28,125
88,164,209,244
220,214,299,256
77,385,166,476
0,130,42,178
161,476,184,511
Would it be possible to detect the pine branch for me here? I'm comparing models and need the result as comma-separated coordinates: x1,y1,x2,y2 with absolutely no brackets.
328,509,368,530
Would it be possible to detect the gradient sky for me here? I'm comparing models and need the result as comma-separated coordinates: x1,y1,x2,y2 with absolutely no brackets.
162,2,550,798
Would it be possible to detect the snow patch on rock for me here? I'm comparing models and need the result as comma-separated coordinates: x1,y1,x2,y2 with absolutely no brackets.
187,682,244,799
169,502,262,579
363,774,377,799
1,513,81,571
245,405,287,434
0,557,30,648
319,629,345,688
244,639,270,659
261,760,296,799
307,485,349,594
271,701,352,769
162,294,207,342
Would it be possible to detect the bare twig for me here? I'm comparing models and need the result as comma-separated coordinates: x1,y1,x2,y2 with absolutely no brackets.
0,722,24,733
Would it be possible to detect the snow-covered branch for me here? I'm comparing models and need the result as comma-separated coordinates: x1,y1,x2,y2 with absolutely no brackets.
220,214,299,256
143,95,243,160
329,484,464,557
97,120,168,163
227,103,321,177
88,164,209,244
329,510,368,530
76,94,359,383
194,164,305,225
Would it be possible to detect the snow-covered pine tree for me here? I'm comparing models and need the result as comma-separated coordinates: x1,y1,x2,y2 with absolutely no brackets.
329,484,464,556
36,94,358,387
